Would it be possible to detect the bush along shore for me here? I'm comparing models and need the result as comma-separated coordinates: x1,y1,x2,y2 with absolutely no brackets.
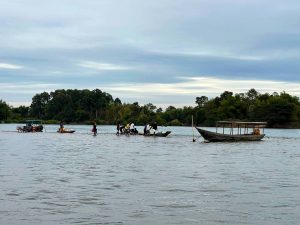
1,88,300,128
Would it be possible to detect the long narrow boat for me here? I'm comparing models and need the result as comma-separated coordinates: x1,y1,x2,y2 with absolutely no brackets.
120,131,171,137
142,131,171,137
196,121,267,142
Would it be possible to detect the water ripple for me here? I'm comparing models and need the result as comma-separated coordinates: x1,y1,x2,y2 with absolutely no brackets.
1,125,300,225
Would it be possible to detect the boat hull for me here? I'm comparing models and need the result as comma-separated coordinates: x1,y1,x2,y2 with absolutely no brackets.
17,125,43,132
196,128,265,142
143,131,171,137
57,129,75,133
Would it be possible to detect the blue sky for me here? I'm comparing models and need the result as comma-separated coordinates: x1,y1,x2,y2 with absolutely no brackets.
1,0,300,108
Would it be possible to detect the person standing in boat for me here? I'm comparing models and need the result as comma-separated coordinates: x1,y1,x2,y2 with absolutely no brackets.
118,122,125,134
92,121,97,136
116,121,120,135
150,122,158,134
144,123,150,135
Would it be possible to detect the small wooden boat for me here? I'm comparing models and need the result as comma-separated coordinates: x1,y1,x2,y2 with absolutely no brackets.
57,128,75,133
118,131,171,137
17,120,43,132
196,121,267,142
142,131,171,137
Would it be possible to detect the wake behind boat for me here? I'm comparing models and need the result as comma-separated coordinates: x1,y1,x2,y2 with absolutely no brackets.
196,121,267,142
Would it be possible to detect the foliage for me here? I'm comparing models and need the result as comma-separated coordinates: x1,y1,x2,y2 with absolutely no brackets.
0,100,11,121
30,89,113,123
1,89,300,128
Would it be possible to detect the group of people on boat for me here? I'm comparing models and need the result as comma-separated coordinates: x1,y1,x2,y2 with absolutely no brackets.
57,120,159,136
55,120,163,136
143,122,157,135
116,122,158,135
118,122,139,134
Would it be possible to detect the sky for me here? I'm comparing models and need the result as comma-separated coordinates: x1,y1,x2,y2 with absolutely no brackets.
1,0,300,108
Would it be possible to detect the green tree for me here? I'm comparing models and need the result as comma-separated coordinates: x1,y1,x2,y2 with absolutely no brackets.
4,88,298,128
0,100,11,121
30,92,50,118
195,96,208,107
12,105,30,119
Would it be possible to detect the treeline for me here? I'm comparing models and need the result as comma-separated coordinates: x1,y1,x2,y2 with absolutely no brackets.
1,88,300,128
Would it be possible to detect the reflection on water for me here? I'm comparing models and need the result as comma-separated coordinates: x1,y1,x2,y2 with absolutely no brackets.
0,125,300,225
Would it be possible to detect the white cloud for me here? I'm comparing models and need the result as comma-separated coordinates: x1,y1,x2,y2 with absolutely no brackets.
1,0,300,107
3,77,300,108
0,62,23,70
0,82,57,93
101,76,300,107
9,101,32,107
153,50,265,61
78,61,132,71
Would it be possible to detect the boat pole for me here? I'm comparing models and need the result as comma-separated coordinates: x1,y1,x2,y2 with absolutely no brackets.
192,115,196,142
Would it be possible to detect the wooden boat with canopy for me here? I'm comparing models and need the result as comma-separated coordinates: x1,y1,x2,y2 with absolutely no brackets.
196,121,267,142
17,120,44,132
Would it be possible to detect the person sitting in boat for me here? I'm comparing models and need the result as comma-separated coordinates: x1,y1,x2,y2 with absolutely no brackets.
149,122,158,134
253,128,260,135
59,120,64,133
25,121,33,132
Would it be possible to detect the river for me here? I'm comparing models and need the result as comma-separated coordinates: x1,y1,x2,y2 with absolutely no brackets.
0,124,299,225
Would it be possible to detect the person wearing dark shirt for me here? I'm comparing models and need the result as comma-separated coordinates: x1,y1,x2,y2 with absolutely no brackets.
150,122,158,134
92,121,97,136
144,124,150,135
117,121,125,135
59,120,64,133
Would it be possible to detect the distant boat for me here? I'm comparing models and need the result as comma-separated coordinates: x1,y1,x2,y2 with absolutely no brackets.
57,128,75,133
17,120,43,132
196,121,267,142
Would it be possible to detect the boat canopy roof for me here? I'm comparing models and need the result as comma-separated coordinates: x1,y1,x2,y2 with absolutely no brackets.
216,121,267,127
24,120,43,124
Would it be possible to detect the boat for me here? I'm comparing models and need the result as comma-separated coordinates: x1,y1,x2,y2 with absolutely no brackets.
142,131,171,137
57,128,75,133
117,130,171,137
196,121,267,142
17,120,43,132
